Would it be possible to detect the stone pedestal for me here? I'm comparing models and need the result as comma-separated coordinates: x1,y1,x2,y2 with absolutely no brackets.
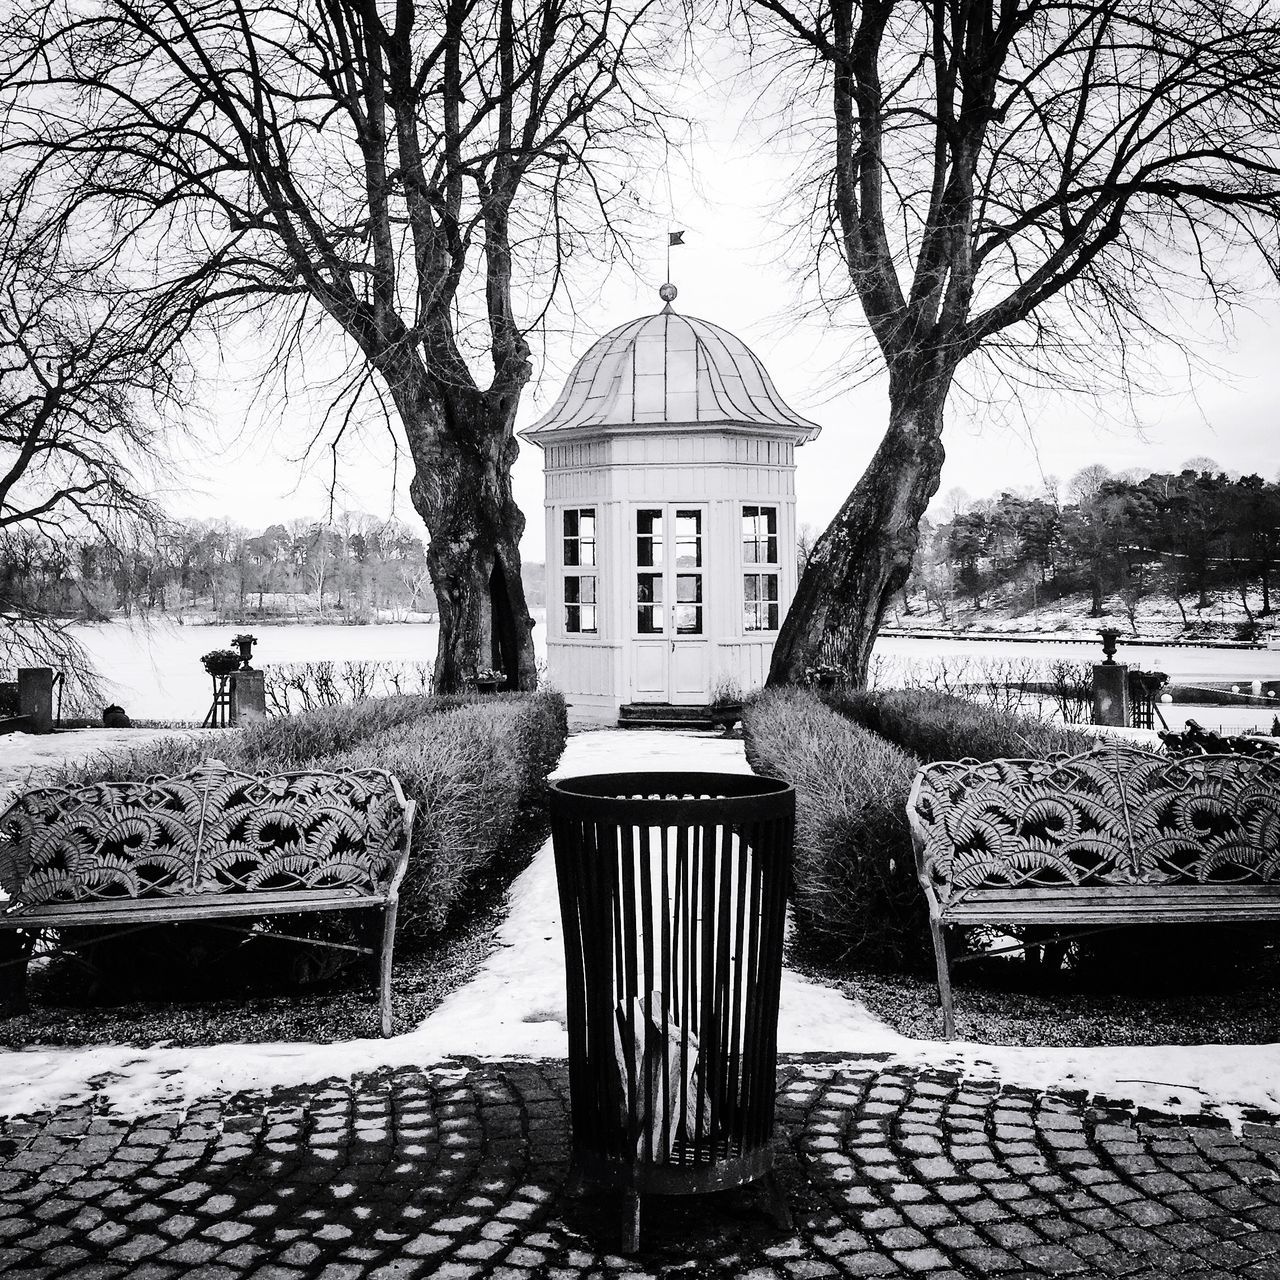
1092,662,1131,728
229,670,266,726
17,667,55,734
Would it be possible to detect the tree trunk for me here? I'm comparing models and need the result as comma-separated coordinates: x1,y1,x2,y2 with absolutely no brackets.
409,410,536,695
768,382,947,687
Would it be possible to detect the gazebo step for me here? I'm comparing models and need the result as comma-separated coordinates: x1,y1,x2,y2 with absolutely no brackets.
618,704,717,730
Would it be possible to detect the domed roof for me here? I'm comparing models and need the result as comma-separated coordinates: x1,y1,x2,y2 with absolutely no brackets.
522,296,821,443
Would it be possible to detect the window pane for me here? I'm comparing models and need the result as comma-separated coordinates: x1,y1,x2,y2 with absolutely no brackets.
637,573,662,604
638,509,661,536
676,574,701,603
580,575,596,604
744,571,779,632
564,510,580,538
579,538,595,568
637,604,664,633
565,577,581,604
579,511,594,540
565,605,580,633
676,510,701,538
674,605,702,634
581,605,597,633
564,539,580,567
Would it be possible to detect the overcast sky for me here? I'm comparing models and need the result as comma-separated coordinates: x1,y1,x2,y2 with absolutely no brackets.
167,70,1280,560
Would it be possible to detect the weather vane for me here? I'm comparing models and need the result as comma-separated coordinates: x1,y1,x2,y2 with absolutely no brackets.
662,229,684,309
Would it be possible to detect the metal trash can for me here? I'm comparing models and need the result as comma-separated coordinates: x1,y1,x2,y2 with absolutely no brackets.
549,771,795,1251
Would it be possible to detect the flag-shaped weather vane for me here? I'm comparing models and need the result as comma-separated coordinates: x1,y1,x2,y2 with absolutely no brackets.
662,230,684,307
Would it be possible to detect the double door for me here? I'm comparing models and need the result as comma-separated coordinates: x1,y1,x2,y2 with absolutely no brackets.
631,504,709,704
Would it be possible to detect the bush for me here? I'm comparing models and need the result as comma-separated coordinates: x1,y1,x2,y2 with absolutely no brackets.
337,690,568,938
744,687,928,971
831,687,1104,764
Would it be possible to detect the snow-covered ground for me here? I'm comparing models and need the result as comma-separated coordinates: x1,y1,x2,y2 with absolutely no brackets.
0,728,1276,1128
0,726,222,810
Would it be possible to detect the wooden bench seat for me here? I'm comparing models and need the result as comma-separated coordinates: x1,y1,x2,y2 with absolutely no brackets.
0,763,415,1036
907,745,1280,1037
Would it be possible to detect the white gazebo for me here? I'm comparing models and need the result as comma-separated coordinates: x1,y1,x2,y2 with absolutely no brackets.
520,286,821,724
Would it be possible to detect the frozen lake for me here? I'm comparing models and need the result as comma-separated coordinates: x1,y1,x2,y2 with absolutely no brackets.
68,621,1280,727
73,620,459,722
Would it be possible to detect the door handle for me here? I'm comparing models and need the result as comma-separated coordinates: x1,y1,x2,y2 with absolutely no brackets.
670,639,675,653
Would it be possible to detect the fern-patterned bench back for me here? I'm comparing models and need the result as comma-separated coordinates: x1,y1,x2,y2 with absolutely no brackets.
0,764,411,908
908,744,1280,909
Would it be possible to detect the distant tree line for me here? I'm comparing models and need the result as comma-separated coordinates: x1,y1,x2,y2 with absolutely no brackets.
904,464,1280,631
2,513,438,623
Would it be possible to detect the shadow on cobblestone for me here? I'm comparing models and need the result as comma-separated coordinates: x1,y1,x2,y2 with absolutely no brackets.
2,1057,1279,1279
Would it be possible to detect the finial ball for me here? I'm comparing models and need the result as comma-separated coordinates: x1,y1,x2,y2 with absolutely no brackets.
658,283,678,303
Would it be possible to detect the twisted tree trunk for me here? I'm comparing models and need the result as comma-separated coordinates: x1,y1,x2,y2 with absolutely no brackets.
403,392,537,695
769,374,950,687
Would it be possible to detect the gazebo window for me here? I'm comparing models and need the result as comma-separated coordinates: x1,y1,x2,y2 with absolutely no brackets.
743,506,778,563
563,508,597,634
636,508,664,633
743,505,780,631
674,510,703,634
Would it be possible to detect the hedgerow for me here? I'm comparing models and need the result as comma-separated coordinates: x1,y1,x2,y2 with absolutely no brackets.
744,687,928,971
831,687,1105,763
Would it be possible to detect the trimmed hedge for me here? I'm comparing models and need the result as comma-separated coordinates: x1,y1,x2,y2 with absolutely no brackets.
744,687,928,971
338,691,568,937
831,687,1105,764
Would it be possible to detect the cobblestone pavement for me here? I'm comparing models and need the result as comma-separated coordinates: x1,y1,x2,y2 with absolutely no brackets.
2,1057,1280,1279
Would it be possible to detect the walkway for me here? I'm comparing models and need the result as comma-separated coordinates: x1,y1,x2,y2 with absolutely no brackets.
3,1058,1279,1278
2,728,1279,1277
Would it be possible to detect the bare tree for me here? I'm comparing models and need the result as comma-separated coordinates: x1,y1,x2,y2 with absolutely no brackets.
1,0,666,692
0,202,181,706
0,232,172,545
744,0,1280,684
1067,464,1111,507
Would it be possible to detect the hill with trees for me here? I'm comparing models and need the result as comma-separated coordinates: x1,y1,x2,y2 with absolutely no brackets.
0,511,547,626
894,464,1280,641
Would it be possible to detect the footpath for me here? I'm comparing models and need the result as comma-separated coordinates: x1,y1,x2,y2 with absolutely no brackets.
1,730,1279,1278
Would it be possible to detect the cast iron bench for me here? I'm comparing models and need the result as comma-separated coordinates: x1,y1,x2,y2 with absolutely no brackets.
907,744,1280,1037
0,763,415,1036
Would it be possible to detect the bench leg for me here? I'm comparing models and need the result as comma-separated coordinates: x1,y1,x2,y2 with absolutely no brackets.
378,900,398,1039
929,916,955,1039
0,929,33,1015
620,1188,641,1254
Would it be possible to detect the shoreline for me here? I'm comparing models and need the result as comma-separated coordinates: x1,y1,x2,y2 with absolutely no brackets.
880,626,1272,651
